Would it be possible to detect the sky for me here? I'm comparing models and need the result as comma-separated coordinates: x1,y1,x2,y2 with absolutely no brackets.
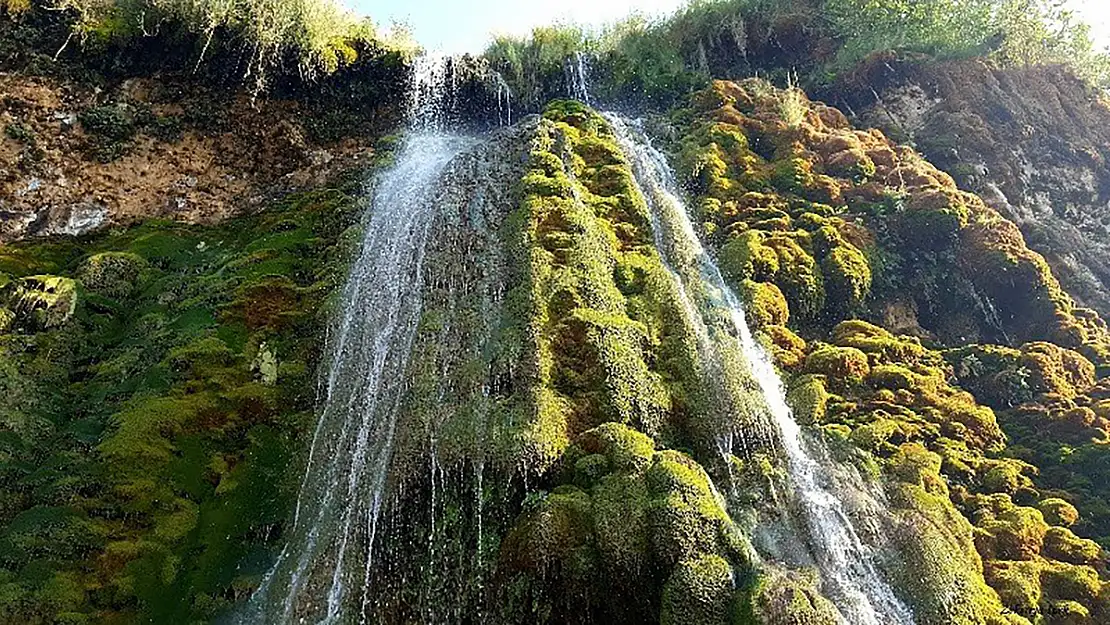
1072,1,1110,50
355,0,685,53
351,0,1109,55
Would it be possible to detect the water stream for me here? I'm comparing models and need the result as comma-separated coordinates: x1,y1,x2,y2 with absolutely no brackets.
606,114,914,625
240,57,479,625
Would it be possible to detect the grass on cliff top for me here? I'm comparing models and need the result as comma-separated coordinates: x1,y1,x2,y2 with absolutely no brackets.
484,0,1110,109
2,0,418,92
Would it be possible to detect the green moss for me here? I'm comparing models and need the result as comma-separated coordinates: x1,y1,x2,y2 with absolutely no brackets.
1019,342,1096,399
719,230,778,283
497,424,752,623
805,345,870,388
985,560,1043,619
573,421,656,473
976,503,1049,561
1038,499,1080,528
660,555,736,625
740,280,789,328
868,364,920,391
763,235,825,321
1041,562,1102,604
821,243,872,314
770,157,816,195
0,180,360,623
743,570,842,625
1042,527,1103,566
831,320,927,364
849,417,904,453
786,374,828,425
982,460,1035,496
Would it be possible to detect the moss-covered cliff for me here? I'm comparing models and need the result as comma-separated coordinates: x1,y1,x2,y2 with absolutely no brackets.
4,1,1110,623
0,178,364,623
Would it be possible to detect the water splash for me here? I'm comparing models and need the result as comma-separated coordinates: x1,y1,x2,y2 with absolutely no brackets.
606,114,914,625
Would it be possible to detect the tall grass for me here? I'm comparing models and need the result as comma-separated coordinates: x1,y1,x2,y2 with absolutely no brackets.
13,0,395,91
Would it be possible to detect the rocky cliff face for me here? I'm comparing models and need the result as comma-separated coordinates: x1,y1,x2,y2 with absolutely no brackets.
834,57,1110,321
0,72,384,241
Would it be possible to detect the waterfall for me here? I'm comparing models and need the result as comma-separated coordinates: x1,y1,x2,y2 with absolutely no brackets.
240,56,480,625
606,114,914,625
564,51,592,104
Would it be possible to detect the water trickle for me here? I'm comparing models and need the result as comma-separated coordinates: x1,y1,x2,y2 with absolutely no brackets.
564,51,592,104
240,56,479,625
607,115,914,625
494,73,513,126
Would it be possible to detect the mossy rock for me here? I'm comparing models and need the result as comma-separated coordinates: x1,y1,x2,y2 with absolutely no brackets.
805,345,870,389
497,425,752,622
1038,499,1080,528
1042,527,1103,567
976,504,1049,561
821,242,872,314
659,555,737,625
868,364,920,391
831,320,926,364
889,443,945,493
743,570,841,625
1019,342,1096,399
786,374,828,425
985,560,1043,619
572,421,655,474
1040,562,1102,604
3,275,78,330
740,280,789,328
982,460,1036,496
763,235,825,321
720,230,778,283
77,252,149,300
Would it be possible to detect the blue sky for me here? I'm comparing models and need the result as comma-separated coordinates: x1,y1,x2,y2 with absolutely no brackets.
349,0,1109,55
353,0,685,53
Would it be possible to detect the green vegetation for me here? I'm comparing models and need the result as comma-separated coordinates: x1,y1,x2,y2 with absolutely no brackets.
670,77,1110,623
2,0,416,92
484,0,1110,111
0,181,361,622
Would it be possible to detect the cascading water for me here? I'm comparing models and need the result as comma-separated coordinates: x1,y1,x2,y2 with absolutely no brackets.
606,114,915,625
240,57,479,625
564,51,592,105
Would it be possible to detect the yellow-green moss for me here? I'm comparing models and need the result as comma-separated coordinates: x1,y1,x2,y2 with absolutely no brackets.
1038,499,1080,528
786,374,829,425
3,275,78,330
740,280,789,328
660,555,737,625
805,345,870,388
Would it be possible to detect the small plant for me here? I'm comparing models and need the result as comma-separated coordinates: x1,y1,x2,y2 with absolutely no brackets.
778,73,808,128
4,121,34,144
78,103,137,162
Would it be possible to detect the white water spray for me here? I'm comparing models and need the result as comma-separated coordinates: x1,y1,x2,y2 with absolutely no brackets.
607,114,914,625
